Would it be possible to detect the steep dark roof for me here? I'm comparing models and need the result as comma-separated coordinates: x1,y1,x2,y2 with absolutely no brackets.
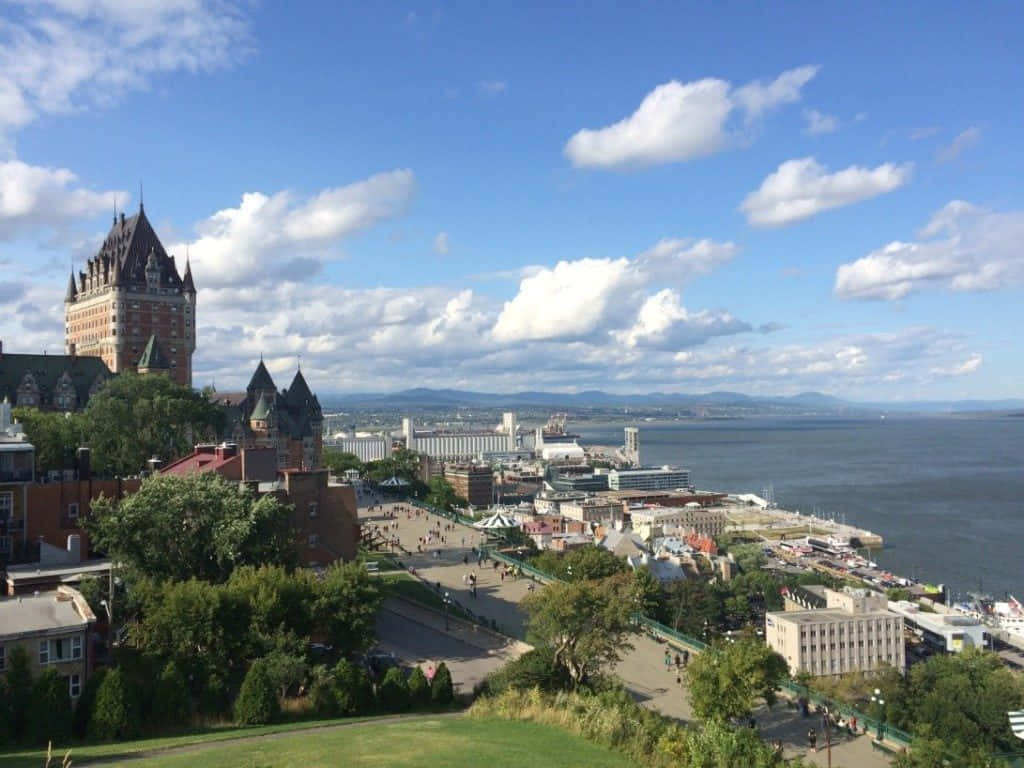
182,258,196,294
246,360,276,393
0,353,110,410
284,369,321,419
65,272,77,302
137,335,170,370
92,205,183,291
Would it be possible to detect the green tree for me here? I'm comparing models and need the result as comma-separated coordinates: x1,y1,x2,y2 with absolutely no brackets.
72,668,106,740
313,562,383,657
892,726,1008,768
657,717,800,768
11,408,86,474
425,476,462,511
234,659,281,725
407,667,431,709
430,662,454,705
686,638,789,722
378,666,410,712
227,565,316,655
530,545,628,582
89,667,138,740
0,677,10,746
153,661,191,728
522,577,635,689
88,472,295,583
28,668,72,746
82,371,225,476
485,646,572,694
309,670,342,717
5,646,32,743
262,647,308,699
322,450,364,476
658,578,723,639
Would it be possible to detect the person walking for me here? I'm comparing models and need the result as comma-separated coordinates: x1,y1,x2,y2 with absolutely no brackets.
808,728,817,753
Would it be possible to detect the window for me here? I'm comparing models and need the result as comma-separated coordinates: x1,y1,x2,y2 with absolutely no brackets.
308,502,318,518
72,635,82,660
39,640,49,665
69,674,81,698
308,533,319,547
0,492,13,518
0,536,9,553
67,502,79,519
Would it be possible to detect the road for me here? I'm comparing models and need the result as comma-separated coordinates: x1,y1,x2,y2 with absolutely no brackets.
360,494,895,766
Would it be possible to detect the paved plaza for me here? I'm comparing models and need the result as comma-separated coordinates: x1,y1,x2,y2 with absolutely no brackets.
360,494,893,767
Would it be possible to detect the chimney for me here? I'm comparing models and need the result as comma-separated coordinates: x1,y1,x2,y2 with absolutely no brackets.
76,447,91,480
147,456,163,473
66,535,81,563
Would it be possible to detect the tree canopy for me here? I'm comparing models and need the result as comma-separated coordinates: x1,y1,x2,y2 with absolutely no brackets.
530,545,629,582
322,450,364,476
686,638,789,722
87,472,296,583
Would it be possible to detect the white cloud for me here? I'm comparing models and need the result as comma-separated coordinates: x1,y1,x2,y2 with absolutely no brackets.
0,0,252,135
954,354,982,375
741,157,911,227
612,289,749,349
478,80,507,96
492,238,737,343
168,169,416,287
433,231,449,255
564,65,818,170
835,200,1024,300
938,126,980,162
0,159,123,241
803,108,838,135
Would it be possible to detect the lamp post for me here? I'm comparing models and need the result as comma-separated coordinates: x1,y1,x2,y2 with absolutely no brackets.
443,591,451,631
871,689,886,741
566,564,573,582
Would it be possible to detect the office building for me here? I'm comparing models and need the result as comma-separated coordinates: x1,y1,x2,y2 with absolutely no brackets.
766,586,905,677
624,426,640,465
887,601,986,654
444,464,494,507
607,466,691,491
64,203,196,387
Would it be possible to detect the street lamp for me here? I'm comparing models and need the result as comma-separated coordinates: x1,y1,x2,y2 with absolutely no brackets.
871,689,886,740
443,591,451,631
566,564,573,581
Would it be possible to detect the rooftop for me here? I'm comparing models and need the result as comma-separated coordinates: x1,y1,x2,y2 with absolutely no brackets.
0,587,95,637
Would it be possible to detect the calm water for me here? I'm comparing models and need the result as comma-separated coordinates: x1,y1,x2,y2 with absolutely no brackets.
576,417,1024,599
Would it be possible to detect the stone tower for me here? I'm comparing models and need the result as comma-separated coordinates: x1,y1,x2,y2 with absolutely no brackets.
64,203,196,387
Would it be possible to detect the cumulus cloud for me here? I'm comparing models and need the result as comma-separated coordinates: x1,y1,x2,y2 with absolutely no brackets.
433,231,449,255
803,108,838,135
0,0,252,135
835,200,1024,300
167,170,416,287
492,238,737,343
741,157,911,226
938,126,980,162
0,159,124,241
612,289,749,349
564,65,818,170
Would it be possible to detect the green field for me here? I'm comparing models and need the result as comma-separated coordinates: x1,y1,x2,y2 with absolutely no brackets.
0,716,637,768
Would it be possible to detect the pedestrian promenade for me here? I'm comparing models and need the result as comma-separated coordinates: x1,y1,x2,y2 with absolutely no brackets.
360,497,893,766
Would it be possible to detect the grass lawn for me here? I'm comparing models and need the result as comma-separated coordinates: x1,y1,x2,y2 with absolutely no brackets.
0,717,638,768
379,573,473,621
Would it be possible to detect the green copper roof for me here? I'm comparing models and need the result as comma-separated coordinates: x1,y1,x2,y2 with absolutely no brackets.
249,392,272,421
137,334,170,370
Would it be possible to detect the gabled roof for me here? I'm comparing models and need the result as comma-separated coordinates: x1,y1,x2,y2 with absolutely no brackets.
246,360,276,393
137,335,170,370
182,258,196,293
0,352,110,410
92,205,183,290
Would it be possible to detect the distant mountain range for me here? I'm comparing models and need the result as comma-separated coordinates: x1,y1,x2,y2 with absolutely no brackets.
318,387,1024,414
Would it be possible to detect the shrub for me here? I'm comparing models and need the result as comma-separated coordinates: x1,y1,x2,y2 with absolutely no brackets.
234,659,280,725
378,667,410,712
73,668,107,740
309,673,341,718
0,677,10,747
5,646,32,743
153,661,191,727
90,668,137,740
430,662,453,705
486,647,571,695
334,660,374,715
29,668,73,746
199,672,230,717
407,667,431,709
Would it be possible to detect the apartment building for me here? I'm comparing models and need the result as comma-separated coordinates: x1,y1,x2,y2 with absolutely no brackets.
766,586,905,677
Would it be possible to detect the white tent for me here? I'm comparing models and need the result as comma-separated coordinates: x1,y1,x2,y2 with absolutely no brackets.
473,511,520,530
380,475,410,487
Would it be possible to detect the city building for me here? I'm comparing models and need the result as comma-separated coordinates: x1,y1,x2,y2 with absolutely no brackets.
766,586,906,677
443,464,494,508
624,426,640,465
0,342,111,411
888,601,987,654
0,586,96,703
160,443,359,565
1,399,34,564
403,413,517,460
213,361,323,470
64,204,196,387
559,498,621,525
533,490,587,516
607,466,691,491
546,466,609,492
628,504,726,540
324,433,392,463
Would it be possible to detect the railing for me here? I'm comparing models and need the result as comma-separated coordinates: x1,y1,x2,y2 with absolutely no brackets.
410,498,919,752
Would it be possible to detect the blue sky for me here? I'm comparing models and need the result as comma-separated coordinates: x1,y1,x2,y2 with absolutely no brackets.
1,1,1022,398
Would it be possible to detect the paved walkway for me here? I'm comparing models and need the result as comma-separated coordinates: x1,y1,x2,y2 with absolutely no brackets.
360,497,893,767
